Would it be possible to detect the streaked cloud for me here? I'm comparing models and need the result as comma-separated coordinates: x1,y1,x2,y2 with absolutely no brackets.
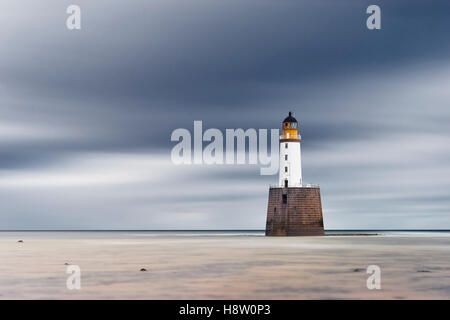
0,0,449,229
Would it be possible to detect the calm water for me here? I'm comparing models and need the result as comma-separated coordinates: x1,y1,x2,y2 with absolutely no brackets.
1,230,450,239
1,229,450,299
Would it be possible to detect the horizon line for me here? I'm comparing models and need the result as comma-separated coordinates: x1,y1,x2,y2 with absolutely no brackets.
1,229,450,232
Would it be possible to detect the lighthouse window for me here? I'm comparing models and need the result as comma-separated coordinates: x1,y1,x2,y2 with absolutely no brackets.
285,155,288,160
285,143,288,149
285,166,288,172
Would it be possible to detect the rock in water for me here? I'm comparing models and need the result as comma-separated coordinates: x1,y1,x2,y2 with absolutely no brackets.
140,268,147,272
17,240,24,243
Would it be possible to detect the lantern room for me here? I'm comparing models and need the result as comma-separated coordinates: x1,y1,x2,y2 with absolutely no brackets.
282,112,300,140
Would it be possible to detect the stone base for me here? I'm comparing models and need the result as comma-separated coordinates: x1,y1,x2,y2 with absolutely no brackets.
265,187,324,236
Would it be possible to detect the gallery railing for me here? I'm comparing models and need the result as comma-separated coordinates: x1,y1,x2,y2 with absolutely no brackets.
269,183,320,188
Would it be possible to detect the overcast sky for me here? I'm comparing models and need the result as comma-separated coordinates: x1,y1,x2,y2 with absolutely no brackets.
1,0,450,229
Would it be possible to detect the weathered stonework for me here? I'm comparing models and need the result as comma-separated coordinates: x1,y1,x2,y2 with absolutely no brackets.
265,187,324,236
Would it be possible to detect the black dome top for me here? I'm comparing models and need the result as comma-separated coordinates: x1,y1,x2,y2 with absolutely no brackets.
283,111,297,123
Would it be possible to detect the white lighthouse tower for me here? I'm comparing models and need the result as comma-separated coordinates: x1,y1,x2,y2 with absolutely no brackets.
278,112,302,188
266,111,324,236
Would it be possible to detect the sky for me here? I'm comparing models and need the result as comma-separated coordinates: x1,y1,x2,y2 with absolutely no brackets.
1,0,450,229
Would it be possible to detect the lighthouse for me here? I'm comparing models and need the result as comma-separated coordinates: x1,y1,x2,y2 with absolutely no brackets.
279,112,302,188
265,112,325,236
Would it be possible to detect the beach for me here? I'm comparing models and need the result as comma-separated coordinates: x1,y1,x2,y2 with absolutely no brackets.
0,231,449,299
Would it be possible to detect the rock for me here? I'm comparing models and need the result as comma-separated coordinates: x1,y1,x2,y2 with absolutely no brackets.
64,263,70,265
140,268,147,272
17,240,24,243
417,270,431,273
352,268,364,272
